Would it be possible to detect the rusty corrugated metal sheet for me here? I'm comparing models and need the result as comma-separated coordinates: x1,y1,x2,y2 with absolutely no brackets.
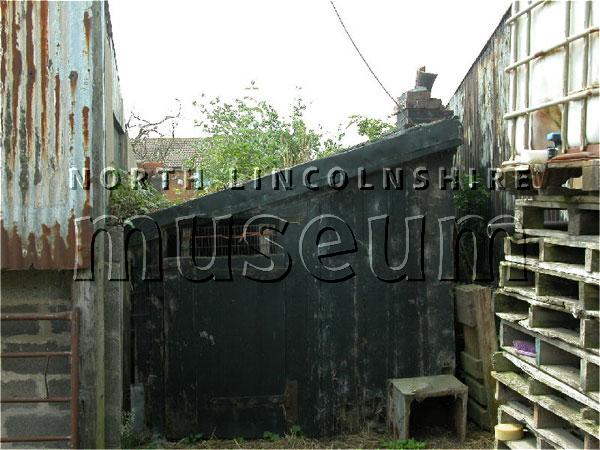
447,7,513,217
1,1,95,270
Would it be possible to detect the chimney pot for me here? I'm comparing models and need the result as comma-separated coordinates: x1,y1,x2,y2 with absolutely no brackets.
415,67,438,92
394,67,451,130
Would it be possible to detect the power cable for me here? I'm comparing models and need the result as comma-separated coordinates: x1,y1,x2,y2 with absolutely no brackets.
329,0,400,108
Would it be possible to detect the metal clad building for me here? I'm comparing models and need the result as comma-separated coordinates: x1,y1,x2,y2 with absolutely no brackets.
1,2,127,447
1,0,127,270
447,8,513,218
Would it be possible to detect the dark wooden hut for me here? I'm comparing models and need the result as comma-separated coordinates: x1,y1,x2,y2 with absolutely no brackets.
129,118,462,438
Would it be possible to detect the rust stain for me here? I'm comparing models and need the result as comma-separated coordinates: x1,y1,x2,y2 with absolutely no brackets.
68,111,74,134
76,160,93,267
25,0,35,154
40,0,49,158
54,74,60,160
76,202,92,268
83,10,91,53
82,106,89,153
69,70,78,97
1,223,24,269
0,216,87,270
10,2,22,170
0,0,8,84
0,224,8,267
65,213,77,268
84,156,91,189
39,223,52,268
26,232,36,267
51,222,67,268
18,108,29,204
33,130,41,185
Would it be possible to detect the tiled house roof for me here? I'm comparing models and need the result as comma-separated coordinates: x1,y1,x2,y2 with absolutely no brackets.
133,137,202,168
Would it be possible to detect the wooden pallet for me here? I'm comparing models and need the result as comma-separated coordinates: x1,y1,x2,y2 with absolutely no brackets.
504,236,599,278
541,238,600,276
497,164,536,196
514,195,600,237
499,259,599,290
497,403,585,449
498,159,600,194
495,289,599,352
545,158,600,193
504,236,541,264
499,261,600,316
495,183,599,449
499,320,599,402
492,352,599,442
547,159,600,193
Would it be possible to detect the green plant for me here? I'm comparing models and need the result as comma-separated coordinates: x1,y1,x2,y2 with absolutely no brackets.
109,169,172,222
380,438,427,449
121,411,137,448
180,433,204,445
141,435,167,449
263,431,281,442
453,173,492,281
121,410,155,448
453,173,491,218
347,114,395,142
289,424,303,437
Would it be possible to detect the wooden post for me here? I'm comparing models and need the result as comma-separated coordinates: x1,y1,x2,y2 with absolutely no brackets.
455,284,498,429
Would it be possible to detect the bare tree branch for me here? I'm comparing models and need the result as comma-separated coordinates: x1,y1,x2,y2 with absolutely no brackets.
126,100,182,164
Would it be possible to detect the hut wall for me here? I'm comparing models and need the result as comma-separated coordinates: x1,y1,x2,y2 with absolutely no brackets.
131,142,460,438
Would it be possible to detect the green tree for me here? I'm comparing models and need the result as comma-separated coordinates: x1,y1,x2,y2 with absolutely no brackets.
190,94,336,192
188,90,395,194
348,114,395,141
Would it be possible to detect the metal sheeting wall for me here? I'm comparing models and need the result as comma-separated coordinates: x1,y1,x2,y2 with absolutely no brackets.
0,1,123,270
447,8,514,218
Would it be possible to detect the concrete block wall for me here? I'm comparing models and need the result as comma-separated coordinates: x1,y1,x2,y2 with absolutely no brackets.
1,270,73,448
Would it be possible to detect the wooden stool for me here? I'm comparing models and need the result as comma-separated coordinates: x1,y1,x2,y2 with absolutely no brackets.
387,375,468,442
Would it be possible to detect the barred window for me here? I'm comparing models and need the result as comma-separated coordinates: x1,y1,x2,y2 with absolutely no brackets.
194,221,279,257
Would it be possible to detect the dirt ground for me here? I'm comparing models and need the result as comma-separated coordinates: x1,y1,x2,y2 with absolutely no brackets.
155,423,494,449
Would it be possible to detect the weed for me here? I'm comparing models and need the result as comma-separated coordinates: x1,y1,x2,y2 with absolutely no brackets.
121,411,158,448
179,433,204,445
142,436,167,449
263,431,281,442
380,438,427,449
121,411,138,448
290,425,303,437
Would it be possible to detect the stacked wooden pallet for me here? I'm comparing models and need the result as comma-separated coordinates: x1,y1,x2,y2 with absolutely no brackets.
491,184,600,449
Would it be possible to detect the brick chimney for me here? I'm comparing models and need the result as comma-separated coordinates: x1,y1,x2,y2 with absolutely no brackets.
394,66,452,130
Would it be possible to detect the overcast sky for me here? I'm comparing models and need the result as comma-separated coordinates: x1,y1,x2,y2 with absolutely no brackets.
110,0,510,145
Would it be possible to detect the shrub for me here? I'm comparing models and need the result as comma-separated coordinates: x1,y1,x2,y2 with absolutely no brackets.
109,170,172,222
